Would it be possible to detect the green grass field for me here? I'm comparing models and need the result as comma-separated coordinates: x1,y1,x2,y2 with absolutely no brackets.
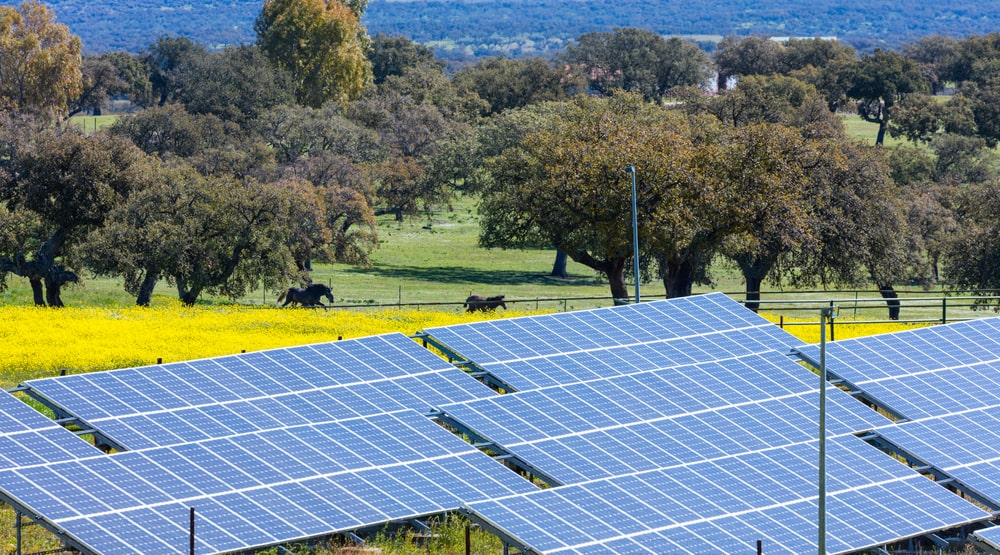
838,113,911,148
67,114,118,133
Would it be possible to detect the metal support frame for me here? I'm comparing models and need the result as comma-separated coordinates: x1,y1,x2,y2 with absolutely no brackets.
865,434,1000,512
817,305,839,555
791,348,910,422
925,533,949,548
434,412,563,488
412,333,518,393
460,508,540,555
0,491,96,555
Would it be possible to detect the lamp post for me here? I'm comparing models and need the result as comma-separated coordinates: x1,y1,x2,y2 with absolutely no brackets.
818,304,838,554
625,165,640,303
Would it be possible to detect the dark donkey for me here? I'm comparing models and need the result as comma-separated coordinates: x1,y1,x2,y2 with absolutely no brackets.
277,283,334,307
465,294,507,312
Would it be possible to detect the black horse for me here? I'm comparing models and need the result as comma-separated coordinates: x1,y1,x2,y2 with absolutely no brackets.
277,284,334,307
465,294,507,312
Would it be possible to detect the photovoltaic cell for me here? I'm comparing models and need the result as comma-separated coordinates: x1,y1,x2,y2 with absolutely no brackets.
794,317,1000,420
424,293,804,391
0,410,539,555
465,435,989,555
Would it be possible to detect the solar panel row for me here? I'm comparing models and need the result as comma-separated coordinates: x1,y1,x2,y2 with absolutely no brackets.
466,435,989,555
40,367,491,451
795,318,1000,420
0,392,101,468
422,293,802,390
25,334,458,422
975,526,1000,550
422,298,1000,553
0,410,537,555
439,352,891,485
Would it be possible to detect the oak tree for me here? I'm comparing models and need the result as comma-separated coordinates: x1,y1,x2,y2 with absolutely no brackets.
563,28,712,101
0,126,154,306
255,0,372,107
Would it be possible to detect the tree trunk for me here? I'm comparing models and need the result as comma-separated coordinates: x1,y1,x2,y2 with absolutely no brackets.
734,254,775,313
563,250,627,302
876,118,888,146
608,264,629,302
44,278,63,307
176,278,201,306
662,258,697,298
135,272,159,306
29,277,45,306
878,284,900,320
744,276,764,313
179,288,200,306
550,251,569,279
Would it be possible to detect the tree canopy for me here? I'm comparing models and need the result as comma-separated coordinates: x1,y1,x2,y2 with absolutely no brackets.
255,0,372,107
0,0,82,117
563,28,712,101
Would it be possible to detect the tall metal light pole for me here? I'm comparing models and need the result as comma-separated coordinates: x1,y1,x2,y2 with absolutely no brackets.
818,305,838,554
625,165,640,303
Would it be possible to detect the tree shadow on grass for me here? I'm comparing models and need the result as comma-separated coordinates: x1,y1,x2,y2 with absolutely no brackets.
342,264,604,287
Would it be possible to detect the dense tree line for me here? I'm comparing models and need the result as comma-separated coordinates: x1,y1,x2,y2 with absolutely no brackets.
3,0,1000,312
16,0,1000,60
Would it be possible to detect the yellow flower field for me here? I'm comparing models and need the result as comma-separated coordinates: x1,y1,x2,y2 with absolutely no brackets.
0,302,926,389
758,313,930,344
0,302,529,388
0,302,936,553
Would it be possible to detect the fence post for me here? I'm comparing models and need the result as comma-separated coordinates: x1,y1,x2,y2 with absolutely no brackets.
942,297,947,324
189,507,195,555
829,300,836,342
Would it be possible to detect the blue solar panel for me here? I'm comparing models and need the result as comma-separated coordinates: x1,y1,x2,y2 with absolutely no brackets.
0,392,101,468
874,406,1000,508
423,293,803,391
975,526,1000,550
27,333,460,419
0,410,539,555
440,351,889,485
22,333,496,450
466,435,989,555
795,318,1000,420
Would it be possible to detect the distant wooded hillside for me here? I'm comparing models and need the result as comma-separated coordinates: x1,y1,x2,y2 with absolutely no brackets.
8,0,1000,58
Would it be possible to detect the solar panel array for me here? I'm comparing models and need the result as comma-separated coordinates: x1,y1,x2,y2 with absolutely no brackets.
22,334,495,450
874,406,1000,507
794,318,1000,420
0,410,538,555
466,434,990,555
4,295,998,554
0,392,100,468
440,351,891,485
423,292,803,391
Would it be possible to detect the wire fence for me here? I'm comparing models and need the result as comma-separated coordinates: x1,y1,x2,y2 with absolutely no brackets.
319,288,1000,327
